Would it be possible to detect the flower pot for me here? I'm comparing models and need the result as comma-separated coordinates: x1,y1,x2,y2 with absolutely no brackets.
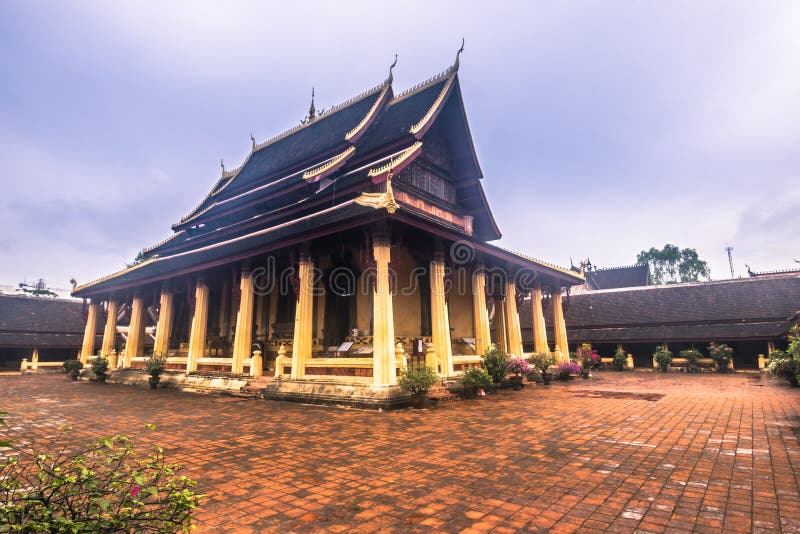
580,369,591,379
411,392,430,409
148,376,161,389
95,374,107,383
541,373,551,385
510,375,523,391
70,372,80,380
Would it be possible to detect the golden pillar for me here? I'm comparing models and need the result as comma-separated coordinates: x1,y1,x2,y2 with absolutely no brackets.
505,282,524,357
31,348,39,370
267,272,279,340
552,287,569,363
495,297,507,354
232,266,255,375
101,300,118,366
430,254,453,376
218,279,230,338
290,255,314,379
372,233,396,386
531,286,549,354
153,286,174,356
80,302,99,363
472,270,491,356
255,291,266,338
187,279,209,373
126,295,146,367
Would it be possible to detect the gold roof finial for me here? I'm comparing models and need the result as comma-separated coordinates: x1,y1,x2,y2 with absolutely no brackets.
220,158,225,176
454,38,465,70
250,133,255,150
308,86,316,121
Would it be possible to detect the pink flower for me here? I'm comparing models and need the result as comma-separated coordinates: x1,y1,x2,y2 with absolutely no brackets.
131,485,141,498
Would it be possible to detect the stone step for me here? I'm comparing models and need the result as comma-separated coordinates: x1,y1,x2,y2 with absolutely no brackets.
428,383,459,405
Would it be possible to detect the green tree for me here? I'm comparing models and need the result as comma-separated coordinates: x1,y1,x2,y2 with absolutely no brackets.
637,244,710,284
126,250,148,268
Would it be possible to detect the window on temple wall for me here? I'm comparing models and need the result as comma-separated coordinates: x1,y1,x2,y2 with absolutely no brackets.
273,289,296,340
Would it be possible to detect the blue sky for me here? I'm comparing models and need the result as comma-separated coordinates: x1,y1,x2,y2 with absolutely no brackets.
1,1,798,290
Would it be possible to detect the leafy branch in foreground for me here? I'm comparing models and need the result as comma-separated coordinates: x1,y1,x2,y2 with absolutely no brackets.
0,420,201,533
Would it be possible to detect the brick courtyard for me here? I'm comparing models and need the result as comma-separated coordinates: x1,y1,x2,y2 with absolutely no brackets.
2,372,799,533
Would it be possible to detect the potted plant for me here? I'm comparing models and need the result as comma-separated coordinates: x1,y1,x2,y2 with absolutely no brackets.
481,344,510,387
527,352,556,385
612,346,628,371
398,365,439,409
507,357,531,390
460,367,492,399
145,353,167,389
62,359,84,380
91,355,109,383
653,345,672,372
556,362,581,380
679,347,703,373
708,342,733,372
768,326,800,386
579,346,599,378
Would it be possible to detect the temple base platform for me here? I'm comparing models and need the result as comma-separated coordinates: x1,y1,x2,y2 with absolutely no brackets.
263,378,412,410
108,369,250,394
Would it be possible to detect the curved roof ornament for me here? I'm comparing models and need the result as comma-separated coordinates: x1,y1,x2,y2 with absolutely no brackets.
453,38,465,70
220,158,225,177
250,133,255,150
388,54,398,83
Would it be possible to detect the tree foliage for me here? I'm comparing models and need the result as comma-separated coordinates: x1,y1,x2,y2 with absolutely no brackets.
0,422,201,532
126,250,148,269
637,244,710,284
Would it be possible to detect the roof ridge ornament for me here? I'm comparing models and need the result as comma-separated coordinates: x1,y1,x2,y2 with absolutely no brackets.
453,38,465,71
220,158,225,177
388,53,398,83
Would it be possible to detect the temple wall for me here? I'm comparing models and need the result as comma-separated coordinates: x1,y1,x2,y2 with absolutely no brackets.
393,247,422,337
448,267,475,344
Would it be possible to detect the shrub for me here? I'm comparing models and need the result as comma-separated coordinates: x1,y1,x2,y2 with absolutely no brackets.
579,344,600,370
146,353,168,377
556,362,581,380
481,344,510,383
0,422,201,532
653,345,672,371
91,356,109,379
398,365,438,395
62,359,84,378
460,367,492,392
613,346,628,370
707,342,733,370
679,347,703,372
768,326,800,386
527,352,556,374
508,357,531,376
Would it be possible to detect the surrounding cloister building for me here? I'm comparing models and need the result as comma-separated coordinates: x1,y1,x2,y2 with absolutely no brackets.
72,55,583,407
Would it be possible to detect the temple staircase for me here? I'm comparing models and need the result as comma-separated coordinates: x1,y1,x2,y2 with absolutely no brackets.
238,375,274,398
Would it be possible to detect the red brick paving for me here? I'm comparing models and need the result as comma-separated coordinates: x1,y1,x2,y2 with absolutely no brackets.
1,372,799,533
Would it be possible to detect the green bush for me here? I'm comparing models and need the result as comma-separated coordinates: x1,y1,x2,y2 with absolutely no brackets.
653,345,672,371
460,367,492,391
398,365,438,395
146,353,168,377
612,346,627,370
62,359,84,378
481,344,510,384
0,423,201,532
679,347,703,372
91,356,109,379
708,342,733,371
527,352,556,374
768,326,800,386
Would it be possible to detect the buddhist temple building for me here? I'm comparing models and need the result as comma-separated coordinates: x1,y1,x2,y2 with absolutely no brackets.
71,53,584,407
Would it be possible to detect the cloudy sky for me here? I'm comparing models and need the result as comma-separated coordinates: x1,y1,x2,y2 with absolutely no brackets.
1,1,798,290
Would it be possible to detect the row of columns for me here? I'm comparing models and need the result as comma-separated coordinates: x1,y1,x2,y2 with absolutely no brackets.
78,246,571,382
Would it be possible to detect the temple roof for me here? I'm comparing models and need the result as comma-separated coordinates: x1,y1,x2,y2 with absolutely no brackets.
584,264,650,290
554,275,800,342
0,294,91,348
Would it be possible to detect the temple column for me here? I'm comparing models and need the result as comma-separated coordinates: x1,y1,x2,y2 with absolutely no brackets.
552,286,569,363
80,302,99,363
495,297,507,354
101,300,118,367
290,254,314,379
255,292,266,339
372,232,396,386
232,266,254,375
218,279,230,338
187,279,209,373
31,349,39,371
472,270,491,356
430,253,453,376
153,285,174,356
531,286,549,354
505,282,524,357
126,294,146,367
